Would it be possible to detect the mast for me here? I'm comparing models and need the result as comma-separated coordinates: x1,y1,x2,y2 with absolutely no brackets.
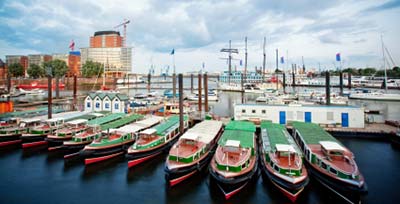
263,37,266,82
229,40,232,84
381,34,387,91
245,37,248,84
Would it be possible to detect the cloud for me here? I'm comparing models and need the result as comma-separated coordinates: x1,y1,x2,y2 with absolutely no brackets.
0,0,399,72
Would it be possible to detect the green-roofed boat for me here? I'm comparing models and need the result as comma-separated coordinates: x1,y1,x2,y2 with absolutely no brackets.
78,114,144,165
126,115,189,168
0,118,41,147
259,121,309,202
209,121,258,199
21,118,65,148
292,121,367,202
46,119,90,150
165,120,224,187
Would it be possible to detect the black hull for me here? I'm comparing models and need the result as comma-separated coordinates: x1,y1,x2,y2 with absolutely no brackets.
0,134,21,143
61,143,90,151
21,135,46,144
164,150,214,184
80,141,134,159
46,137,72,147
306,162,368,202
126,135,179,161
260,159,309,194
209,153,259,199
390,134,400,147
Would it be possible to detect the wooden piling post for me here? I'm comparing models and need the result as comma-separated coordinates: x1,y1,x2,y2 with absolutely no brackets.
179,74,184,134
198,74,202,111
204,73,208,112
339,71,343,96
172,73,176,100
325,71,331,105
73,75,77,111
348,73,352,89
190,74,193,94
48,75,52,119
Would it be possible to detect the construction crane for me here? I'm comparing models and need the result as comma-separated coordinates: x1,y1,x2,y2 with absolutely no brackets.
114,19,130,47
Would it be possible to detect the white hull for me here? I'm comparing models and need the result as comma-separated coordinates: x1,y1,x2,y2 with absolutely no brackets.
187,95,218,101
349,93,400,101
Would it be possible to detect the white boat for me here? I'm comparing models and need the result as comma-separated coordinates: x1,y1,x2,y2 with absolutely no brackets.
19,88,44,95
243,83,264,94
187,91,219,101
349,92,400,101
116,77,145,84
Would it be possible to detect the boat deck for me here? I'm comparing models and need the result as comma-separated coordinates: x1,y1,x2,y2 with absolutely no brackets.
169,141,205,158
269,152,302,170
309,144,355,174
215,146,251,167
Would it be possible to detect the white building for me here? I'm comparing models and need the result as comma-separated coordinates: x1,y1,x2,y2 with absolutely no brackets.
84,92,129,113
234,104,365,128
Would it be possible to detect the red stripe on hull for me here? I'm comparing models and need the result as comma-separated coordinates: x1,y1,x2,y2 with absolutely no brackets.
48,146,63,151
0,139,22,147
219,182,248,200
270,179,303,202
22,141,48,148
85,152,123,165
169,170,197,187
127,152,161,168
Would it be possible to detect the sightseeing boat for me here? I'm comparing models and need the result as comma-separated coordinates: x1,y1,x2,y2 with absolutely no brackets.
259,121,309,202
46,119,89,150
79,116,162,165
292,121,367,202
62,125,102,154
0,118,41,147
165,120,223,186
126,115,189,168
209,121,258,199
21,118,65,148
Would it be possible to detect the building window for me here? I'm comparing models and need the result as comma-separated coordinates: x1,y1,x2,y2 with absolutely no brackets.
115,103,119,110
262,110,266,114
87,102,91,108
95,102,100,108
105,103,110,109
242,109,246,113
327,112,334,120
297,111,304,120
252,110,256,114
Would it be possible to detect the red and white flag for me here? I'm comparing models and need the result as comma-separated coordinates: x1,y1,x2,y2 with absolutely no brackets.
69,40,75,51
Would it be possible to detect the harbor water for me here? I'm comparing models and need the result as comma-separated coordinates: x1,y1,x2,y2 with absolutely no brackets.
2,78,400,203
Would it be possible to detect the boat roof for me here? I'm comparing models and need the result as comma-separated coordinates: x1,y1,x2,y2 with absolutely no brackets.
66,119,88,125
141,128,157,135
180,120,223,144
275,144,296,152
218,121,255,148
20,118,41,123
88,113,125,125
100,114,143,131
292,121,339,145
154,115,187,136
90,113,104,117
135,116,163,127
226,139,240,147
319,141,345,151
261,121,289,148
46,118,64,122
115,124,146,133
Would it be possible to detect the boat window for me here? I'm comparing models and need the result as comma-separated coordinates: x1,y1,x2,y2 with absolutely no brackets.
242,163,246,169
82,138,86,142
321,162,328,170
242,109,246,113
252,110,256,114
327,112,334,120
329,167,338,175
316,158,320,165
262,110,266,114
273,164,279,172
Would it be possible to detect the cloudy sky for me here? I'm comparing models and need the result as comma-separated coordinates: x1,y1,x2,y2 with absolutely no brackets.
0,0,399,74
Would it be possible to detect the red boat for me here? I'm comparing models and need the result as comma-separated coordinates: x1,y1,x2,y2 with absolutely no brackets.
16,81,65,90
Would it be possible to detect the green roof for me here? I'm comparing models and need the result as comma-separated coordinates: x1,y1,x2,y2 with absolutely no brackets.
218,121,256,148
0,107,65,120
88,113,125,126
87,92,129,101
154,115,187,136
66,113,97,122
261,121,289,149
225,121,256,132
292,121,338,145
101,114,143,130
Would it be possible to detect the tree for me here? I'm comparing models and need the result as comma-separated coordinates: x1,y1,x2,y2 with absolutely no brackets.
27,64,44,78
43,59,68,98
81,60,103,78
8,63,24,77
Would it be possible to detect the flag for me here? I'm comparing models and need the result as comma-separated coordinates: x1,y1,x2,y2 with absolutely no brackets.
69,40,75,51
240,59,243,66
336,53,341,61
280,56,284,64
202,62,205,69
170,49,175,55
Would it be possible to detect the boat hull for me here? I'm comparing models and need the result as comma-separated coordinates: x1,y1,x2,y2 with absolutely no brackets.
209,162,258,200
80,140,134,165
390,133,400,147
165,149,214,187
0,134,22,147
260,157,309,202
306,162,367,202
46,137,73,147
126,136,179,168
21,134,48,148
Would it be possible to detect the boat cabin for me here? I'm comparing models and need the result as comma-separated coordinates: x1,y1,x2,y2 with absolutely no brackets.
19,118,41,128
275,144,296,157
66,119,88,128
46,118,64,127
320,141,345,158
